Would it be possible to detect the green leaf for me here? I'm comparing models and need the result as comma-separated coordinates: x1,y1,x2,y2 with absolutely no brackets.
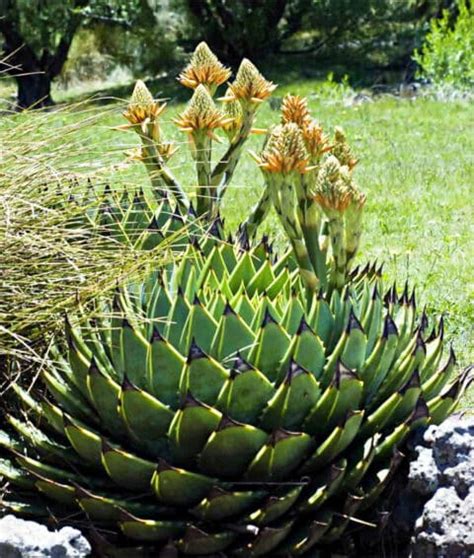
147,327,185,408
101,441,155,491
199,417,267,478
152,460,216,506
168,394,221,465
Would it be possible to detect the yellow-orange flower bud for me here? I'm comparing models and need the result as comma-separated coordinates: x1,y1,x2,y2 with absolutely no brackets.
258,123,309,174
123,80,165,125
227,59,276,105
174,84,233,135
313,156,352,212
178,42,231,91
302,119,331,159
281,94,311,127
332,126,358,170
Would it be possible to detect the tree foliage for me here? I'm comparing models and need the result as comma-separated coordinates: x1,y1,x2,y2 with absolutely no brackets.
181,0,453,71
292,0,453,66
0,0,172,107
181,0,292,61
414,0,474,89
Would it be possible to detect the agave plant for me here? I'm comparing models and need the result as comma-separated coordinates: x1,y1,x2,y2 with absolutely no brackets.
1,41,471,558
0,234,469,556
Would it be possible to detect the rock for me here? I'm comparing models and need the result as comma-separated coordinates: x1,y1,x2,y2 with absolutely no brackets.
431,419,474,469
343,414,474,557
408,415,474,558
412,487,474,558
0,515,91,557
407,446,438,496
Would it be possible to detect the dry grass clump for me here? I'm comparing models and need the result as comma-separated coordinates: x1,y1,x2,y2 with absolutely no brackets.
0,101,179,391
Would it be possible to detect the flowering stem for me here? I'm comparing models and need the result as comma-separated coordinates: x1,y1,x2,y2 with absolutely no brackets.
212,108,255,201
294,175,328,290
239,186,272,240
327,216,347,289
270,177,319,294
139,133,189,211
194,133,213,216
302,222,328,291
344,205,363,269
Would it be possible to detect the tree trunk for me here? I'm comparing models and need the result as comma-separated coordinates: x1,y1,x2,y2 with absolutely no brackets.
15,72,54,109
0,1,86,110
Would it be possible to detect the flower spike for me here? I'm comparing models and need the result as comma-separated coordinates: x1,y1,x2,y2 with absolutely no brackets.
123,80,166,125
178,42,231,92
174,84,233,135
332,126,358,170
281,94,311,127
258,123,309,174
227,59,276,106
313,156,352,212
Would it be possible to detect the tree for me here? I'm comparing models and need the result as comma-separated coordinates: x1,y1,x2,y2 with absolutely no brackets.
0,0,160,109
181,0,454,73
283,0,453,63
182,0,290,62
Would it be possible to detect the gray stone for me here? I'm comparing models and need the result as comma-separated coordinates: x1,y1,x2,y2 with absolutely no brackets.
0,515,91,557
431,420,474,469
442,460,473,499
408,415,474,558
412,487,474,558
408,446,439,496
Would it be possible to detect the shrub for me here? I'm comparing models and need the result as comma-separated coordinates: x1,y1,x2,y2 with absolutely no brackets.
414,0,474,90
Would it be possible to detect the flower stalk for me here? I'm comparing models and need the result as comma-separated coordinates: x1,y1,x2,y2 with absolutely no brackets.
121,45,275,220
123,80,188,210
211,60,276,200
250,96,365,295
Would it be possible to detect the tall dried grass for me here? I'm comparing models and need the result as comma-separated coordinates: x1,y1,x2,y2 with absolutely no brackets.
0,99,180,391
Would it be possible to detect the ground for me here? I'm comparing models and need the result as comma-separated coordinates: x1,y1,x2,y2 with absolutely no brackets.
2,71,473,406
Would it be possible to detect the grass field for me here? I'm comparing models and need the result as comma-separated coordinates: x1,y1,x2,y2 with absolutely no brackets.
2,72,473,405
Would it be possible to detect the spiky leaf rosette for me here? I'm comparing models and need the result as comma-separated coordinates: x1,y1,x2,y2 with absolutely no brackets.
59,182,194,251
0,242,469,556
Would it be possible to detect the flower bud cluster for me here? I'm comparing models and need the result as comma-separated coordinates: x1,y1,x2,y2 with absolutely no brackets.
174,84,232,137
226,59,276,106
332,126,358,170
258,123,308,174
123,80,166,126
314,155,365,211
178,42,231,92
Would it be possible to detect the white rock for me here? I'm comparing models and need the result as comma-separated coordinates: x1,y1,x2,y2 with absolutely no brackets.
0,515,91,557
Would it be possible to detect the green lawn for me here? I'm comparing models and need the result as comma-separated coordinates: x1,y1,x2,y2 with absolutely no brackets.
4,73,473,405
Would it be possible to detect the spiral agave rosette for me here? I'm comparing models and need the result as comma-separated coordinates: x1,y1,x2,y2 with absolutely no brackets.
0,234,469,556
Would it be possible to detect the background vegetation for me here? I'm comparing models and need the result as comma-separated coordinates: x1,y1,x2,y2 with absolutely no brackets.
1,0,469,107
414,0,474,90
